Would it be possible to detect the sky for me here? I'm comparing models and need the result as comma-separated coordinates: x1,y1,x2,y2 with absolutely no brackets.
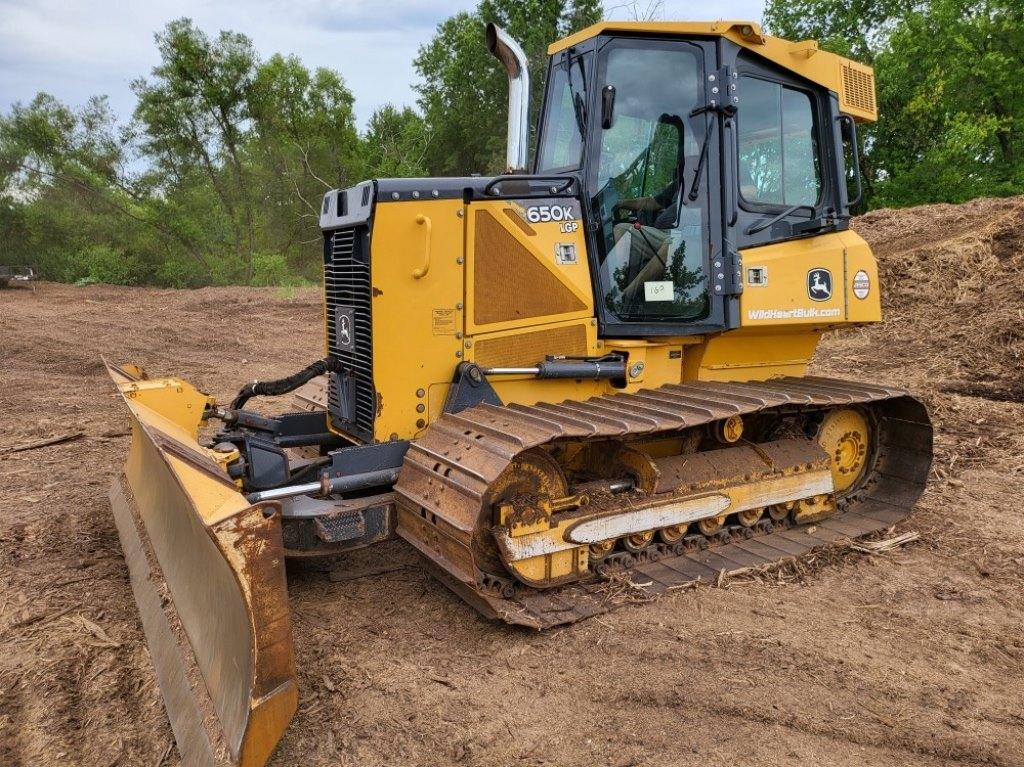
0,0,766,130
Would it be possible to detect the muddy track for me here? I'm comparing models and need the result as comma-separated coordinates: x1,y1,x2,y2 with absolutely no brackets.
398,378,930,627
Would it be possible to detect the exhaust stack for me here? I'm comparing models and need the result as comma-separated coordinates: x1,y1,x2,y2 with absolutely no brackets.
485,23,530,173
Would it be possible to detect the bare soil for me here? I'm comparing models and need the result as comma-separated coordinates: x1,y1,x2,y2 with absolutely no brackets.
2,197,1023,767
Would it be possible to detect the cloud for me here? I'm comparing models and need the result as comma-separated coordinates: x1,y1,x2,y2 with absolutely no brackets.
0,0,766,128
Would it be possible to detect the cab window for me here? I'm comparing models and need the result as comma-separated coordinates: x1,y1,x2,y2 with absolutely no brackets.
737,77,821,207
537,58,587,172
591,43,709,323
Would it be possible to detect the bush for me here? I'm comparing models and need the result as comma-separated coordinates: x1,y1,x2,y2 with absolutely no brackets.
251,251,313,287
74,245,145,285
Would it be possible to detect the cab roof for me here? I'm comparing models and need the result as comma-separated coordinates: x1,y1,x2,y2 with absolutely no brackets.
547,20,877,122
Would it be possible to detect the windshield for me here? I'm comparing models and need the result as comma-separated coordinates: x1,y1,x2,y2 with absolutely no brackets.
591,42,709,323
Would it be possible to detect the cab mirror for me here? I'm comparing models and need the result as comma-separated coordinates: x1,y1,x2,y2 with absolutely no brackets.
601,85,616,129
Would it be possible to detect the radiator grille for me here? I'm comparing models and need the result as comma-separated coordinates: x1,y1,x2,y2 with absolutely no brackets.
324,226,375,441
841,64,876,116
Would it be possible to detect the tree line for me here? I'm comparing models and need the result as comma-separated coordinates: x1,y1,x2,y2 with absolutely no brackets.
765,0,1023,207
0,0,1019,287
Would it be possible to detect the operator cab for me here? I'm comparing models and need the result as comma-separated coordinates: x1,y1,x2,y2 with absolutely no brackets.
533,23,862,337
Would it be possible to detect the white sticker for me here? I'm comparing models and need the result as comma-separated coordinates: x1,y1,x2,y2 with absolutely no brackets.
852,270,871,299
644,281,674,302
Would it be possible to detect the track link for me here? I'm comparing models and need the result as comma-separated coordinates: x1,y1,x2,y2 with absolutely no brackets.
395,376,932,628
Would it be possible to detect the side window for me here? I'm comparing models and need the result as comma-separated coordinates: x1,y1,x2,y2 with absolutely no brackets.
737,77,821,207
537,59,586,172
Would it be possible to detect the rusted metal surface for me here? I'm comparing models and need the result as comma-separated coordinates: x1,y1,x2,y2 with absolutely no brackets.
282,492,397,556
149,430,239,486
108,365,298,767
110,464,298,766
395,376,932,629
292,377,329,412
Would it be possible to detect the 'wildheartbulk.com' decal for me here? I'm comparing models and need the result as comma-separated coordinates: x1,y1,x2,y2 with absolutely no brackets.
807,268,833,301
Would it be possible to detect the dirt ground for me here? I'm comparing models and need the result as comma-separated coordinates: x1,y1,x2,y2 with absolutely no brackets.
2,197,1023,767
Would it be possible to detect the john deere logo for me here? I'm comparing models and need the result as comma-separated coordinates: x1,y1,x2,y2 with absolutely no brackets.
807,268,833,301
334,306,356,351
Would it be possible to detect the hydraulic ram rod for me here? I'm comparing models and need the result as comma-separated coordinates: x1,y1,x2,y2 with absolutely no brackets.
483,358,626,380
247,467,400,503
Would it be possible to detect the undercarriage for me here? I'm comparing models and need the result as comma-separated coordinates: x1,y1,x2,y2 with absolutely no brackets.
394,376,930,626
177,367,932,627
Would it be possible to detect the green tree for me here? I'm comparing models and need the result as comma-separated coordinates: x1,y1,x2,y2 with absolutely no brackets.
362,105,431,178
0,93,195,281
871,0,1024,205
249,54,362,271
414,0,601,176
130,19,365,284
765,0,1024,207
132,19,261,281
763,0,914,62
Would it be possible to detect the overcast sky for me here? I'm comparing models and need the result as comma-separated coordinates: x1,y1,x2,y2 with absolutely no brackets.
0,0,766,129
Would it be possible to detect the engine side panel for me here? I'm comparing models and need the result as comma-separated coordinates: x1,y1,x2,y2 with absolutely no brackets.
369,198,466,441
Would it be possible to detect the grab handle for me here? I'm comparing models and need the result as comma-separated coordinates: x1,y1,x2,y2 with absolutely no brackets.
837,115,863,209
413,214,431,279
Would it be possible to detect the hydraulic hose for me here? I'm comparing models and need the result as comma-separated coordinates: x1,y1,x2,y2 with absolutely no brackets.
230,357,344,410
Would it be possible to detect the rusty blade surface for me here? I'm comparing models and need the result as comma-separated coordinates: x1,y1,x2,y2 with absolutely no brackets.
107,364,297,767
396,376,932,629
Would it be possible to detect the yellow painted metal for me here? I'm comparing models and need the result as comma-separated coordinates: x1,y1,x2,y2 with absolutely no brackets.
736,507,765,527
491,449,590,586
369,199,466,441
791,493,839,524
547,21,877,122
465,198,593,335
495,447,834,582
624,530,655,552
466,318,597,408
589,540,616,558
679,231,883,381
817,407,871,493
363,190,881,440
838,230,883,324
697,515,726,535
106,364,297,767
741,231,864,328
719,415,744,443
658,524,688,543
683,328,823,381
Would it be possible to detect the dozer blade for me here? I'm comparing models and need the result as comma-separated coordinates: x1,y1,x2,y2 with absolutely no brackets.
105,363,297,767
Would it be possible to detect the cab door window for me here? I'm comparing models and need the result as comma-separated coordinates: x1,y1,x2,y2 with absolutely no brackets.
591,42,709,323
737,77,821,207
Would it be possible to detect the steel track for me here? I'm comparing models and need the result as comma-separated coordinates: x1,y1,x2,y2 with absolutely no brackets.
395,376,932,628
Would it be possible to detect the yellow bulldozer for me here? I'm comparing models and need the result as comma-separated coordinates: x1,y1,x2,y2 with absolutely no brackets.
105,20,932,767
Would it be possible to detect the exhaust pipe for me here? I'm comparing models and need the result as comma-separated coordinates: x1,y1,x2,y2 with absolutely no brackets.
485,23,530,173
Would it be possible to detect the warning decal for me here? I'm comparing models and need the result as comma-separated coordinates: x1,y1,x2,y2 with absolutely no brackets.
432,308,457,335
